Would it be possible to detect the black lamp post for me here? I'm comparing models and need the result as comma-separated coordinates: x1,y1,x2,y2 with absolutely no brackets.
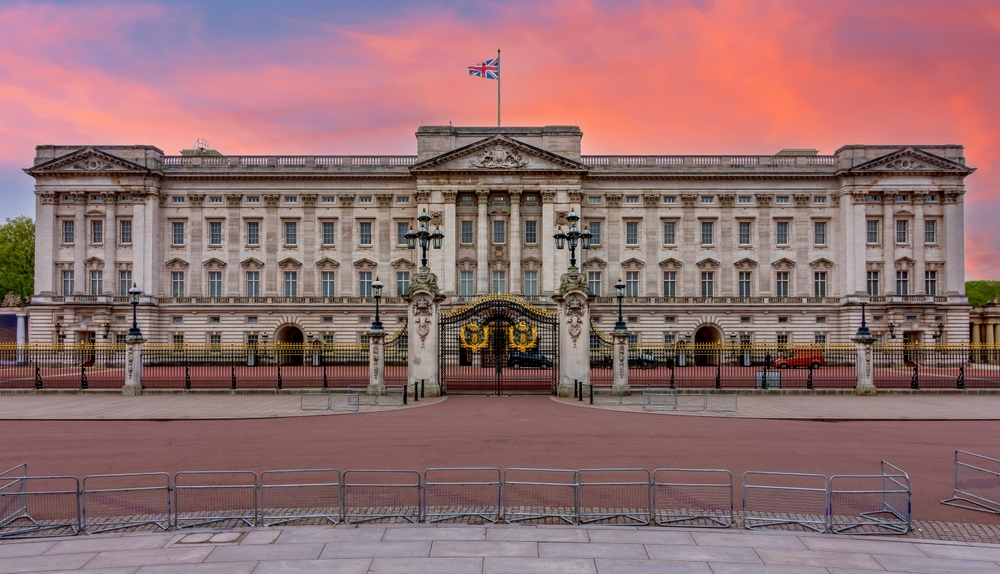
102,322,111,340
371,276,384,331
887,320,897,339
856,302,872,339
936,321,945,342
406,209,443,269
126,282,143,340
54,321,63,343
613,276,627,332
553,208,591,269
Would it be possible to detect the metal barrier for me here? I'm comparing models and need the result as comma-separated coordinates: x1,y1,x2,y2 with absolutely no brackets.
423,468,502,524
942,451,1000,514
173,471,258,529
300,390,332,411
742,471,828,533
342,470,421,524
260,469,341,527
0,472,81,539
676,392,708,412
706,393,738,412
578,468,651,525
503,468,578,525
82,473,171,534
349,386,406,407
590,387,644,406
653,468,734,528
643,388,678,411
829,461,911,535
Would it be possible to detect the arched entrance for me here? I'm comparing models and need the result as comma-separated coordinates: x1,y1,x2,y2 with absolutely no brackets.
275,325,304,365
693,325,722,366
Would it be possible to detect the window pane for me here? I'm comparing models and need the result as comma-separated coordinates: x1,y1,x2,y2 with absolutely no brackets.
523,271,538,296
63,221,74,244
663,222,676,245
625,271,639,297
90,270,102,295
738,271,751,297
701,272,714,297
738,222,751,245
171,272,185,297
524,220,537,244
91,220,103,244
867,220,879,244
814,272,827,297
322,222,336,245
587,271,601,296
246,272,260,297
397,271,410,297
208,271,222,297
247,222,259,245
925,220,936,243
461,221,473,244
896,271,909,295
590,222,602,245
867,271,879,296
62,271,74,295
776,272,789,297
172,222,184,245
814,222,826,245
460,271,474,296
359,272,372,297
322,272,336,297
776,222,788,245
701,222,713,245
119,270,132,295
896,220,907,244
626,222,638,245
209,222,222,245
492,220,506,244
663,271,676,297
491,271,506,294
397,222,409,245
285,222,297,245
119,220,132,244
925,271,937,295
360,222,372,245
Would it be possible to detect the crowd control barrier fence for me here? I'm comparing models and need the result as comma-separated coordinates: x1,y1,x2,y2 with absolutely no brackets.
829,461,911,535
942,451,1000,515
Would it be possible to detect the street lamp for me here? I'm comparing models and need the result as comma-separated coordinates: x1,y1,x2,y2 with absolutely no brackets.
936,321,945,342
126,283,142,340
406,209,443,269
856,302,872,339
614,276,627,332
102,322,111,340
553,208,590,269
371,275,384,331
54,321,63,343
887,320,897,339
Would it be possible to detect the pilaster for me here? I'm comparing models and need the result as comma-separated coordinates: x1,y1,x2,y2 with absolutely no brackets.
541,190,556,294
476,189,489,294
509,188,522,294
442,190,458,295
103,195,118,295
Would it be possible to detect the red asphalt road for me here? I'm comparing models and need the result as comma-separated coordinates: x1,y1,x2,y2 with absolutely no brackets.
1,395,998,525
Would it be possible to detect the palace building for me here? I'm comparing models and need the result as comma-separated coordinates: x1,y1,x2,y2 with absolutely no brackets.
25,125,973,347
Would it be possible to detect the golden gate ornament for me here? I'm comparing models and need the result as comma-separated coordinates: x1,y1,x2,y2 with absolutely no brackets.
507,321,537,353
460,321,489,352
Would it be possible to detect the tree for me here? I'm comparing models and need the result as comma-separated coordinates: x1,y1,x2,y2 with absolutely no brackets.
966,281,1000,308
0,216,34,303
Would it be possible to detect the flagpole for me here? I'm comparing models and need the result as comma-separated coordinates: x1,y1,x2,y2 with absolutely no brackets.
497,48,501,127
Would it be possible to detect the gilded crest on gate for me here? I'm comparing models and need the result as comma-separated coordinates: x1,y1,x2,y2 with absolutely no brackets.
507,321,537,353
460,321,489,352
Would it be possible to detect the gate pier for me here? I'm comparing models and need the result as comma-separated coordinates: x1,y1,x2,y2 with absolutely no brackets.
554,270,591,397
407,270,446,396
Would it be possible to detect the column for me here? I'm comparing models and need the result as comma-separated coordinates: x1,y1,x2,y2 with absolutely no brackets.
837,192,853,296
541,190,556,294
442,191,458,295
680,195,698,296
851,192,867,295
35,192,56,295
914,201,925,294
131,194,150,294
339,195,355,296
644,194,661,296
943,191,964,294
302,195,318,296
757,194,774,295
972,321,981,362
103,196,117,295
225,194,242,296
606,194,624,290
368,328,385,393
188,194,204,296
263,194,280,296
509,189,522,294
986,321,995,364
376,194,393,287
16,313,26,363
882,194,895,294
476,189,489,294
794,195,810,296
73,201,86,294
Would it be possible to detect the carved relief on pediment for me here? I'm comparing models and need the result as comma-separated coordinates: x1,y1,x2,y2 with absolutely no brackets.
771,258,796,271
203,258,226,271
734,258,758,271
696,258,720,270
315,257,340,270
241,257,265,270
470,144,529,169
659,258,683,271
809,258,834,271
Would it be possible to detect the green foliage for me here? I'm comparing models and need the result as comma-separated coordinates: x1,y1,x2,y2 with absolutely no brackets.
966,281,1000,308
0,216,34,303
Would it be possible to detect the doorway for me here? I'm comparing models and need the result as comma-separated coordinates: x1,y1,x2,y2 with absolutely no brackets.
275,325,304,365
693,325,721,366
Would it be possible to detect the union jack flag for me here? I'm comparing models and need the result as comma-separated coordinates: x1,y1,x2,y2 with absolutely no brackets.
468,57,499,80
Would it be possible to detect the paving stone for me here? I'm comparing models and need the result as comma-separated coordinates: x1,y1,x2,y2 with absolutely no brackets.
134,563,257,574
487,527,590,542
538,542,648,560
319,541,431,558
45,535,172,555
645,544,762,564
690,532,807,549
249,559,373,574
383,526,486,541
915,542,1000,561
798,536,926,556
595,559,713,573
240,529,282,545
82,547,214,569
872,553,1000,573
754,548,884,570
203,542,324,562
368,557,484,573
432,540,538,557
709,564,831,574
484,557,597,574
0,552,97,574
587,529,695,545
0,541,57,558
32,569,138,574
208,532,241,543
275,526,386,544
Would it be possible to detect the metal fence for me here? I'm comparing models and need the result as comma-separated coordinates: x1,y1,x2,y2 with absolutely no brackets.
742,471,829,533
384,320,409,388
174,470,258,529
829,461,911,535
653,468,734,528
873,344,1000,389
589,320,614,387
0,466,80,539
82,473,171,534
423,468,502,524
342,470,421,524
503,468,579,524
578,468,652,525
0,343,125,390
260,469,341,527
942,451,1000,514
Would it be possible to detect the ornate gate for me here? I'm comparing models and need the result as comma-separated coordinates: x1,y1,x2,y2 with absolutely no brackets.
439,294,559,395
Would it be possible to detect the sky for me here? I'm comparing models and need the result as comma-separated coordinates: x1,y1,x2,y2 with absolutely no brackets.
1,0,999,278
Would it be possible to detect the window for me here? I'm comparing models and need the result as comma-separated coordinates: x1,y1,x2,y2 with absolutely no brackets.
119,220,132,244
321,196,335,204
740,316,751,324
816,316,826,324
119,270,132,295
663,196,676,204
814,221,827,245
925,271,938,295
246,272,260,297
91,220,103,244
322,222,336,245
700,272,714,297
523,271,538,296
209,222,222,246
492,194,505,204
628,334,638,345
492,220,506,244
896,271,909,295
171,272,185,297
172,196,184,204
663,271,676,297
738,222,751,245
208,272,222,297
776,272,789,297
172,222,184,246
588,196,602,204
664,334,676,344
625,271,639,297
397,222,409,246
246,196,260,204
665,316,675,324
491,271,507,294
209,196,223,204
210,334,222,345
173,333,184,345
396,196,410,204
814,272,827,297
776,196,789,204
895,195,907,202
814,334,827,345
460,221,474,244
776,221,789,246
925,220,937,244
284,221,297,246
460,271,474,296
524,221,537,244
589,222,602,245
90,270,103,295
322,272,336,297
738,272,752,297
924,194,938,202
867,271,880,296
209,316,221,324
663,222,676,245
247,221,260,246
248,316,258,324
358,196,372,204
814,196,826,204
359,222,372,246
867,220,879,244
61,270,73,294
63,220,75,244
738,196,752,204
359,272,372,297
284,196,297,204
896,220,908,244
778,316,789,324
626,222,639,246
396,271,410,297
700,222,714,245
588,271,602,296
700,196,713,204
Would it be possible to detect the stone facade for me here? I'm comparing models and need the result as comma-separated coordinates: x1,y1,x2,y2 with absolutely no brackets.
25,125,974,346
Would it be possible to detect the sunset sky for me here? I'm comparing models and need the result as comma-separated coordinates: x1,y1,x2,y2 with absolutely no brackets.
1,0,998,278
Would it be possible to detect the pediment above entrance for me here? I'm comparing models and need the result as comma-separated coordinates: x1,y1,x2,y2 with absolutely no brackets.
409,135,589,174
844,147,974,176
25,147,156,176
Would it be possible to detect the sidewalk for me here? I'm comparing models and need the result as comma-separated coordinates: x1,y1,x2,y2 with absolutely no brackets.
3,523,1000,573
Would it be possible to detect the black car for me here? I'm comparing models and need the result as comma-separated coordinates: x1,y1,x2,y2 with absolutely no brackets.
507,351,553,369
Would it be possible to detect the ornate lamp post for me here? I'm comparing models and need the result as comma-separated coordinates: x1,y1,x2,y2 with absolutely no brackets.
126,283,143,340
553,208,591,270
936,321,945,343
614,277,627,333
102,322,112,340
406,209,444,270
371,276,384,331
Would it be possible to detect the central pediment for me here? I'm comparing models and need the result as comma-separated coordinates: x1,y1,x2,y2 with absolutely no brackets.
410,135,589,173
25,147,156,177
